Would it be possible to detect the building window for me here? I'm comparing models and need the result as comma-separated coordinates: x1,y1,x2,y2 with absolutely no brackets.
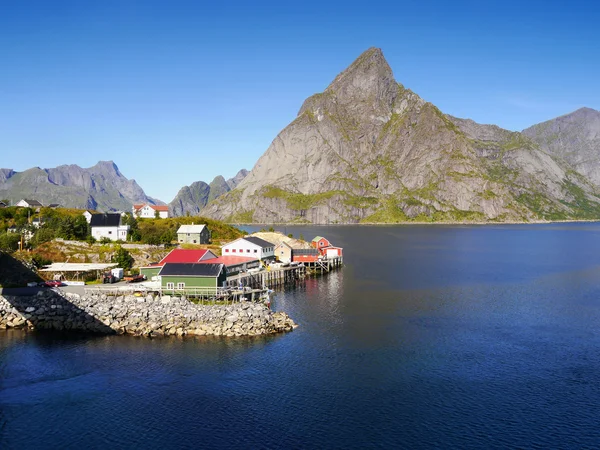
232,249,236,253
225,249,229,253
239,249,243,253
108,231,112,234
254,249,257,253
193,240,197,243
247,249,250,253
177,282,185,289
166,282,174,289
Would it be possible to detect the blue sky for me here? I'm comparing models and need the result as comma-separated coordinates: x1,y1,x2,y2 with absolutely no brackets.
1,0,599,202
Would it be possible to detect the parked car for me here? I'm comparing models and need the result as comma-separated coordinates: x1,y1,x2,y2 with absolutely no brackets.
44,280,64,287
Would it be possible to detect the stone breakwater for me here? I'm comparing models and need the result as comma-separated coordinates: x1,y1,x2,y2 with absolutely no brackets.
0,290,297,337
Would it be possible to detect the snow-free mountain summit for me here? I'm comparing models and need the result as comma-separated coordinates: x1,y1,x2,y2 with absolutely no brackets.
203,48,600,223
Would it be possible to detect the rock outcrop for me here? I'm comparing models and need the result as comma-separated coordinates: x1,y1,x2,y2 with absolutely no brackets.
523,107,600,186
202,48,600,223
0,161,161,211
0,290,296,337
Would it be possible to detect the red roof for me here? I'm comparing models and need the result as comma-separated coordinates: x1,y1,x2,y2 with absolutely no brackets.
200,255,258,267
133,203,169,212
153,249,213,266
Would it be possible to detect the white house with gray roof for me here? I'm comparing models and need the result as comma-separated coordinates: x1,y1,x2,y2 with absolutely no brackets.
177,224,210,244
222,236,275,261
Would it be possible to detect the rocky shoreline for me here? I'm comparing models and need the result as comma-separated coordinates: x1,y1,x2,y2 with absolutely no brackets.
0,289,297,337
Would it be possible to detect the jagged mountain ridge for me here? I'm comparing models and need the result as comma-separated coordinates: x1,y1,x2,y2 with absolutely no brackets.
202,48,600,223
168,169,248,217
0,161,160,211
523,107,600,185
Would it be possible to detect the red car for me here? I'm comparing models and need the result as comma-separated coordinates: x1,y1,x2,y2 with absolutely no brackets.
44,280,64,287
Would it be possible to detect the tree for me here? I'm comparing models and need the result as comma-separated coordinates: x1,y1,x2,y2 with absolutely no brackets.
112,246,134,270
57,217,73,239
30,226,56,247
0,233,21,252
73,215,89,240
122,213,140,241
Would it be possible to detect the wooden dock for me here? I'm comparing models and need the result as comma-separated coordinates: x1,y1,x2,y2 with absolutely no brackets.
82,257,343,303
227,256,343,290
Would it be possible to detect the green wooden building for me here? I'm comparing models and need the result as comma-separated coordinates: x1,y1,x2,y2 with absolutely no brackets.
157,263,226,294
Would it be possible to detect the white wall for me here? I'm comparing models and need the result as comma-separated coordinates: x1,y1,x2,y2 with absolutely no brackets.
135,205,169,219
222,239,275,260
92,225,129,241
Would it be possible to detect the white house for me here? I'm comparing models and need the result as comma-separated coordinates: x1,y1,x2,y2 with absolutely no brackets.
222,236,275,261
16,199,43,208
90,213,129,241
82,210,93,224
133,203,169,219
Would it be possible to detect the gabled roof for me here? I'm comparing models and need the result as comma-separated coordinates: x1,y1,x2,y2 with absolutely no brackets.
134,203,169,212
242,236,274,248
177,224,206,234
158,263,224,277
276,241,293,249
47,203,60,208
157,249,215,265
22,199,43,206
90,213,122,227
312,236,325,242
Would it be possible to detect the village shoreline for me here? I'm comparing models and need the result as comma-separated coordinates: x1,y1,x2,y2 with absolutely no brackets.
0,289,297,338
234,219,600,226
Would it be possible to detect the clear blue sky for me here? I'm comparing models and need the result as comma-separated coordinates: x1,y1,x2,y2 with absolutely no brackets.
1,0,599,202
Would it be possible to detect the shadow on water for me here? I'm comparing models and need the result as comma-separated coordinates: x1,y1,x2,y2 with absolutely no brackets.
0,252,115,335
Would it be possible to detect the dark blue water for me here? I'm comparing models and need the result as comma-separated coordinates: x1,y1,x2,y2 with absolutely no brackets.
3,224,600,448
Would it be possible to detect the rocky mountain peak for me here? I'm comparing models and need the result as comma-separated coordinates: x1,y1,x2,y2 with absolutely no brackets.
92,160,121,176
299,48,398,118
326,48,396,107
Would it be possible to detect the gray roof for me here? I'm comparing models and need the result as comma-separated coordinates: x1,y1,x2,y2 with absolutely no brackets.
23,199,43,206
177,224,206,234
243,236,274,248
158,263,224,277
90,213,122,227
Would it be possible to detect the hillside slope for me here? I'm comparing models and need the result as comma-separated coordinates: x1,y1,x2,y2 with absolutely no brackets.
523,107,600,186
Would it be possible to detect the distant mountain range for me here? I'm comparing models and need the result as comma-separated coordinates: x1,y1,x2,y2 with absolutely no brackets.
168,169,248,217
0,160,248,216
2,49,600,223
0,161,161,211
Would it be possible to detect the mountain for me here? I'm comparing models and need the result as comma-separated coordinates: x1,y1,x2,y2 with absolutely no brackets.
168,169,248,217
0,161,160,211
523,107,600,185
202,48,600,223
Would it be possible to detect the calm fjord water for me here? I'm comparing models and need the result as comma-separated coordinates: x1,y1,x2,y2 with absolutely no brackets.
3,224,600,449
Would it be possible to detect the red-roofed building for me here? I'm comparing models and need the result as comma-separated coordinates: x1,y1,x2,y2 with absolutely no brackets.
132,203,169,219
140,248,218,278
310,236,343,258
